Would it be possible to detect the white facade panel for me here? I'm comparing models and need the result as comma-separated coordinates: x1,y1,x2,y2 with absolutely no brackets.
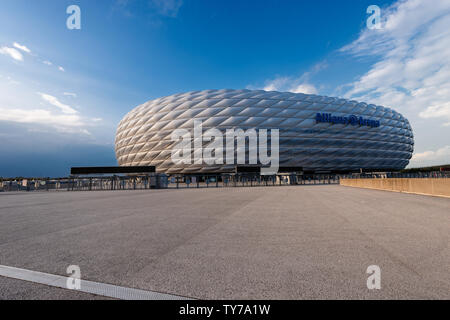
115,89,414,173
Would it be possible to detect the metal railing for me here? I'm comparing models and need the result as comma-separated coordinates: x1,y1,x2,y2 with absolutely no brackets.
2,171,448,193
0,176,162,192
340,171,450,179
166,174,340,189
0,173,339,192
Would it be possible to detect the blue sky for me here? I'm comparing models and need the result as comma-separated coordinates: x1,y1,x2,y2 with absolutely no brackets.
1,0,449,176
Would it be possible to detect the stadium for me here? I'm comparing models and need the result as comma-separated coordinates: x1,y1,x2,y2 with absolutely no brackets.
115,89,414,174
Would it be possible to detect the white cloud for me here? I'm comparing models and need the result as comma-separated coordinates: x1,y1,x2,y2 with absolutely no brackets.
58,66,65,72
0,47,23,61
13,42,31,54
38,93,78,114
262,77,289,91
338,0,450,167
409,145,450,167
263,77,318,94
252,61,325,94
0,108,84,128
43,60,53,66
419,101,450,119
0,60,101,140
340,0,450,124
290,83,318,95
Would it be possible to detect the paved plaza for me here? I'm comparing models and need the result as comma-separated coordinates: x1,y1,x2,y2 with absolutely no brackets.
0,185,449,299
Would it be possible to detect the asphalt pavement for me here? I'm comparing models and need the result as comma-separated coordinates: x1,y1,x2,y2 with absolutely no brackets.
0,185,448,299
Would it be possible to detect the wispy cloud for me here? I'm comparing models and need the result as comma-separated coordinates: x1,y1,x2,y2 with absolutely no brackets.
0,89,99,135
419,102,450,121
262,77,318,94
43,61,65,72
249,61,326,94
0,46,23,61
337,0,450,167
0,108,85,129
410,145,450,167
339,0,450,125
0,42,102,143
38,93,78,114
13,42,31,54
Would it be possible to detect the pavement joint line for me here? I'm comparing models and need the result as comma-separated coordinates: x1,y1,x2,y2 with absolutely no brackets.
0,265,192,300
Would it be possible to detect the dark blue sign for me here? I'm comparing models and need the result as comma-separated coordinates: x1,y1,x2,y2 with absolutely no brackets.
316,113,380,128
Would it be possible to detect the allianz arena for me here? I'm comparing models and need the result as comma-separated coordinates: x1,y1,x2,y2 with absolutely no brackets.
115,89,414,174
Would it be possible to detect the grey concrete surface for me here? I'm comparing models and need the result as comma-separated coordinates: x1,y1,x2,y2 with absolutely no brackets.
0,186,449,300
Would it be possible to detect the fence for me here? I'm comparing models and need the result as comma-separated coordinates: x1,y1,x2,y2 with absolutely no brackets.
2,171,448,193
340,171,450,179
0,173,339,192
0,175,165,192
166,173,339,189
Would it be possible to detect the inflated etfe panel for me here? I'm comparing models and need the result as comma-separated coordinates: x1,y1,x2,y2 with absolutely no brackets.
115,89,414,173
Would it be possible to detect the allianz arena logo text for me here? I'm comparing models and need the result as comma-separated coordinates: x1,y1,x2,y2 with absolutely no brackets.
171,120,279,174
316,113,380,128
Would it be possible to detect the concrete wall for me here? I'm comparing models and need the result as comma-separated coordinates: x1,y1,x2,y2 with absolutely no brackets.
340,178,450,198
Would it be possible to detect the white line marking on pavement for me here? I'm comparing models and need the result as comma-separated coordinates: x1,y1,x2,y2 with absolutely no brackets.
0,265,192,300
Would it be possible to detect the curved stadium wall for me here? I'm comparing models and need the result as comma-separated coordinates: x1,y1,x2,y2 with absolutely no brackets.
115,89,414,173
